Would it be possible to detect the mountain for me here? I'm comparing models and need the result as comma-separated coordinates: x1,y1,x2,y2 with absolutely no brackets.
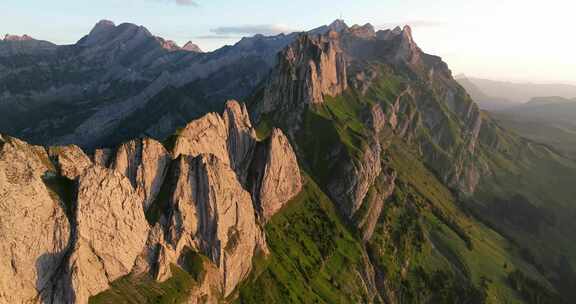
0,100,302,303
492,97,576,159
2,19,576,304
456,75,576,104
0,20,296,149
0,33,57,55
456,76,518,110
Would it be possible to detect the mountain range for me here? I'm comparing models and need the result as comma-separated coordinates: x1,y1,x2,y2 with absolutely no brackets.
492,96,576,160
1,19,576,304
456,75,576,110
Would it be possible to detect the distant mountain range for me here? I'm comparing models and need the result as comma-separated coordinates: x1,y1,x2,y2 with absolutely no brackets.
493,96,576,159
456,75,576,110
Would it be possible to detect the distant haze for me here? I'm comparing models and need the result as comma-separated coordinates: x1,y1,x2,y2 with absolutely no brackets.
457,76,576,109
1,0,574,83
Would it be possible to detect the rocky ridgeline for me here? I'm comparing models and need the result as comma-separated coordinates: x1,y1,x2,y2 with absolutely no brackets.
0,100,302,303
253,20,486,240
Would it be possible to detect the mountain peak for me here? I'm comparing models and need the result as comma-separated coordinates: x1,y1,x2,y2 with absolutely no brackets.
349,23,376,38
402,25,413,39
329,19,349,32
182,41,203,52
90,19,116,35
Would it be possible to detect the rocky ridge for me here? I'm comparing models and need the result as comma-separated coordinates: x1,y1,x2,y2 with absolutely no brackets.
252,19,488,241
0,100,302,303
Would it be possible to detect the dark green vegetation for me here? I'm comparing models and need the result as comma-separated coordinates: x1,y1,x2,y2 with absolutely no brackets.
237,176,372,303
508,270,565,304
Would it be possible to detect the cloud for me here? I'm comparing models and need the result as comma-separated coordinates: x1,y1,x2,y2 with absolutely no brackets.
377,20,445,30
209,24,299,36
196,35,242,40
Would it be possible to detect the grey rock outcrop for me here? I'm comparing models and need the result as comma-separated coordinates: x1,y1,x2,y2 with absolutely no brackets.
0,20,296,150
357,169,397,241
250,128,302,221
328,136,382,219
256,32,347,134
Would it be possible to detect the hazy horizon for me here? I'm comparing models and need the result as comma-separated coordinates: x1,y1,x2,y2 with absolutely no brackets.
1,0,574,84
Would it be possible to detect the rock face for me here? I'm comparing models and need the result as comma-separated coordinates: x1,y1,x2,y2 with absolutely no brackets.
223,100,257,184
139,101,302,296
328,136,382,219
173,112,230,164
356,169,397,241
250,128,302,221
256,33,348,134
55,166,150,303
174,100,257,183
93,148,114,167
165,154,266,296
112,138,170,211
49,145,93,179
0,135,70,304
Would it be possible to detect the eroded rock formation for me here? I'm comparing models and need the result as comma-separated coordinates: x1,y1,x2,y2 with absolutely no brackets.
0,135,70,304
0,98,303,303
250,128,302,221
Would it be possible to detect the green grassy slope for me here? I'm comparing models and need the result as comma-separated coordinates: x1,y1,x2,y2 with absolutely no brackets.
380,141,539,303
236,175,373,303
492,107,576,160
246,68,564,303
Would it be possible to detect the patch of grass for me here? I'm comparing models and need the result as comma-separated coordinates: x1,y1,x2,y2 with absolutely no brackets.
180,248,207,282
255,114,273,140
89,264,196,304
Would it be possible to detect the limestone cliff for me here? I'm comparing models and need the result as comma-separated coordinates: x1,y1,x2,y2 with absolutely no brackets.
0,96,303,303
111,138,170,211
162,154,266,296
51,166,150,303
48,145,93,180
255,32,347,134
250,128,302,221
0,135,70,304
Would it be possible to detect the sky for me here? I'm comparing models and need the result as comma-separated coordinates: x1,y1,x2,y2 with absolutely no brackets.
1,0,575,84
